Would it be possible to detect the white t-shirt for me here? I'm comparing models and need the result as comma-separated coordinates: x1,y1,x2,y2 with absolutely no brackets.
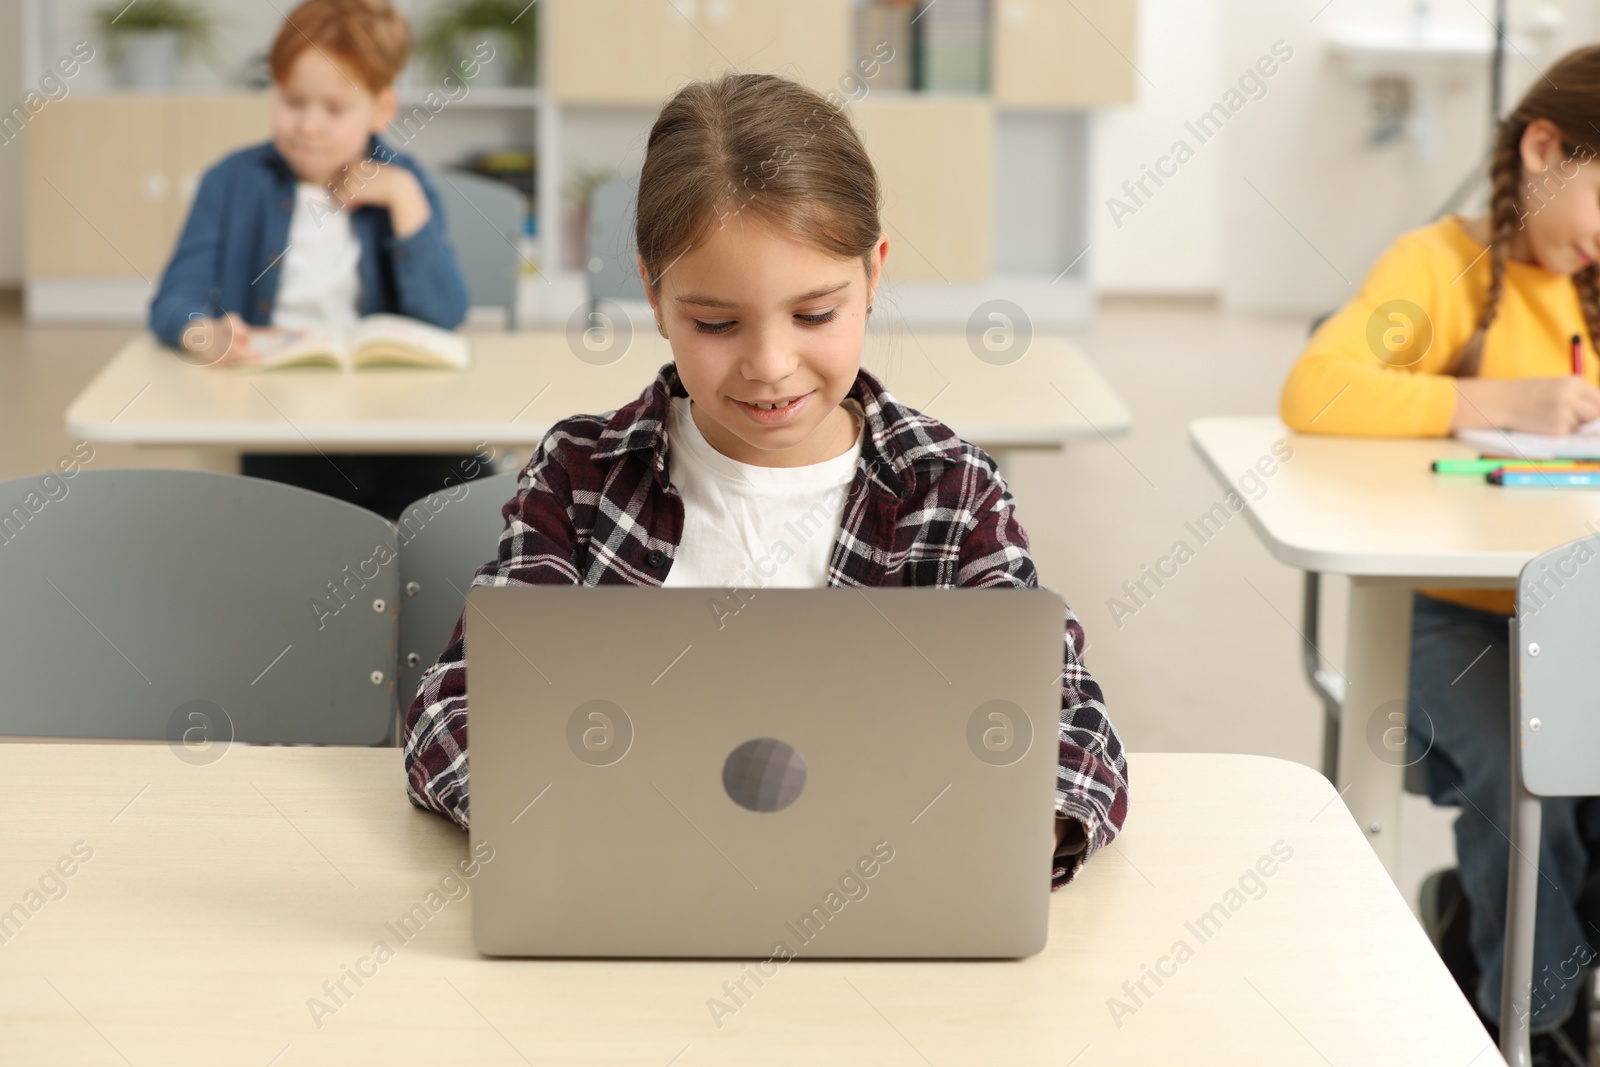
271,181,361,332
662,396,865,589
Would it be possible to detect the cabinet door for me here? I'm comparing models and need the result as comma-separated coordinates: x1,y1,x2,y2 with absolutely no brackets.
169,94,272,243
849,98,991,282
690,0,850,94
993,0,1138,107
549,0,701,104
27,98,171,277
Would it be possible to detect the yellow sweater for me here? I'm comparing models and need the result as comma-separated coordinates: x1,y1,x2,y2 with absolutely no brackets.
1280,215,1594,615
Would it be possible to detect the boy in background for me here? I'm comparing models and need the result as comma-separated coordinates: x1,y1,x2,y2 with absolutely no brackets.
149,0,484,520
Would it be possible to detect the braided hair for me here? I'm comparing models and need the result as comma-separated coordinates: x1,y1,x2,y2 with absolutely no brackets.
1451,45,1600,377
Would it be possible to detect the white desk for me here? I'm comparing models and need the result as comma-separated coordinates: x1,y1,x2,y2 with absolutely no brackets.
65,331,1131,477
1190,415,1595,876
0,745,1496,1065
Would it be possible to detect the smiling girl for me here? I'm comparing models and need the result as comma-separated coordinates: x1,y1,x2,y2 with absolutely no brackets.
404,72,1128,890
1280,46,1600,1053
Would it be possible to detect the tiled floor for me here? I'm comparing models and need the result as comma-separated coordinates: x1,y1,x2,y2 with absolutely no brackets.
0,290,1459,919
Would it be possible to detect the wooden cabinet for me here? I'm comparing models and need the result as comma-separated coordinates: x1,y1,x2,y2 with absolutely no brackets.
170,95,273,210
849,97,992,283
549,0,700,104
992,0,1139,108
551,0,849,104
27,98,171,278
688,0,851,91
26,95,270,278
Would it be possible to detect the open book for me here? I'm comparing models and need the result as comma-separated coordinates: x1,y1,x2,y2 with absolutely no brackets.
247,314,471,370
1456,419,1600,459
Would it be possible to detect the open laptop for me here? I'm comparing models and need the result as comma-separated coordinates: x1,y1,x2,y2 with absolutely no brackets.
465,585,1065,959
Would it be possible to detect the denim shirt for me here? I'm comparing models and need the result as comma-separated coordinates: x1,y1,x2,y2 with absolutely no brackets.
148,134,469,348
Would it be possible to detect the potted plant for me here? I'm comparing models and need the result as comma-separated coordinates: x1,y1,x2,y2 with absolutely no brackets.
93,0,216,91
419,0,539,89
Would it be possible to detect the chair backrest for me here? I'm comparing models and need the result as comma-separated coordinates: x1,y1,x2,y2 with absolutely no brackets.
1514,537,1600,797
434,167,524,316
585,173,646,303
396,470,521,701
0,469,397,745
1502,536,1600,1065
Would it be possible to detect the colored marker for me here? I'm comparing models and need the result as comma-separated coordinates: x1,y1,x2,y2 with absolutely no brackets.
1489,469,1600,487
1480,453,1600,463
1433,458,1600,474
1495,464,1600,475
1575,333,1586,377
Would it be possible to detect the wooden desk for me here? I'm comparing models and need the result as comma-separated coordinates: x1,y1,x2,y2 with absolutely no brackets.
1190,415,1593,877
0,745,1496,1065
64,330,1131,476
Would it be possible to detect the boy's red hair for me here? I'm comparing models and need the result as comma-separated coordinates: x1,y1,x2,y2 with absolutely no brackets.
269,0,409,93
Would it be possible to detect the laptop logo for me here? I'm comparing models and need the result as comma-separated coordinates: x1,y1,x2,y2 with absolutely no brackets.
967,700,1033,766
723,738,807,813
566,699,634,766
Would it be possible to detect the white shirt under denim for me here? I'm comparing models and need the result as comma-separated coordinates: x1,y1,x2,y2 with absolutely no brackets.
271,181,361,332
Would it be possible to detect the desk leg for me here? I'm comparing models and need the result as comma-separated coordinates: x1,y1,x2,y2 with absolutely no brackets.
1335,578,1413,875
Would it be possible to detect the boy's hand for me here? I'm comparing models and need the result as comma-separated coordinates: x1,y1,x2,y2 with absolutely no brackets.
1452,376,1600,435
329,164,431,239
180,312,261,368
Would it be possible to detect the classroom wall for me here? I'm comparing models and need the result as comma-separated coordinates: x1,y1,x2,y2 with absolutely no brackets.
1217,0,1482,315
1087,0,1597,310
1088,0,1224,295
1217,0,1586,314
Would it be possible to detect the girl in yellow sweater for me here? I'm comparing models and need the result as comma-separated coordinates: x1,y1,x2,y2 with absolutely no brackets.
1281,46,1600,1056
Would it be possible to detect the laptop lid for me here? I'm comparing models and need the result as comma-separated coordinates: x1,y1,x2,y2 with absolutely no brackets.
467,585,1064,959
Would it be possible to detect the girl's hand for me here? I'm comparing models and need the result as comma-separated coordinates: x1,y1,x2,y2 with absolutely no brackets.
1451,376,1600,435
329,164,430,239
1054,816,1085,855
181,312,261,368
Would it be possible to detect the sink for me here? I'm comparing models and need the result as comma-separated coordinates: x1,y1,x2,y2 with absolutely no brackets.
1326,23,1509,81
1325,18,1515,161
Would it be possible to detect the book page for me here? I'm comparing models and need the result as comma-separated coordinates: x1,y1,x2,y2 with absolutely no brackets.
1455,418,1600,459
247,325,346,369
348,314,470,369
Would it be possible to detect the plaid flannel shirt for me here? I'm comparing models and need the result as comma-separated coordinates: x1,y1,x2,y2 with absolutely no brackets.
404,360,1128,887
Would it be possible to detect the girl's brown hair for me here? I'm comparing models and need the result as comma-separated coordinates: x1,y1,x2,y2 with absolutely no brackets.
635,73,883,299
1454,45,1600,375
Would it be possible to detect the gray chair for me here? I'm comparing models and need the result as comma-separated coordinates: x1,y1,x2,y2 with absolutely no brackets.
0,469,396,746
1502,537,1600,1066
585,172,646,304
434,167,525,319
395,469,521,702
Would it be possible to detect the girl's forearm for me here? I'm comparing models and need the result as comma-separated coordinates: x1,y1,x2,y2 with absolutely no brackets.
1449,378,1504,429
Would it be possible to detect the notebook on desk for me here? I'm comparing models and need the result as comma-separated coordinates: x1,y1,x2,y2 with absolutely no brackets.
1456,419,1600,459
464,585,1065,959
